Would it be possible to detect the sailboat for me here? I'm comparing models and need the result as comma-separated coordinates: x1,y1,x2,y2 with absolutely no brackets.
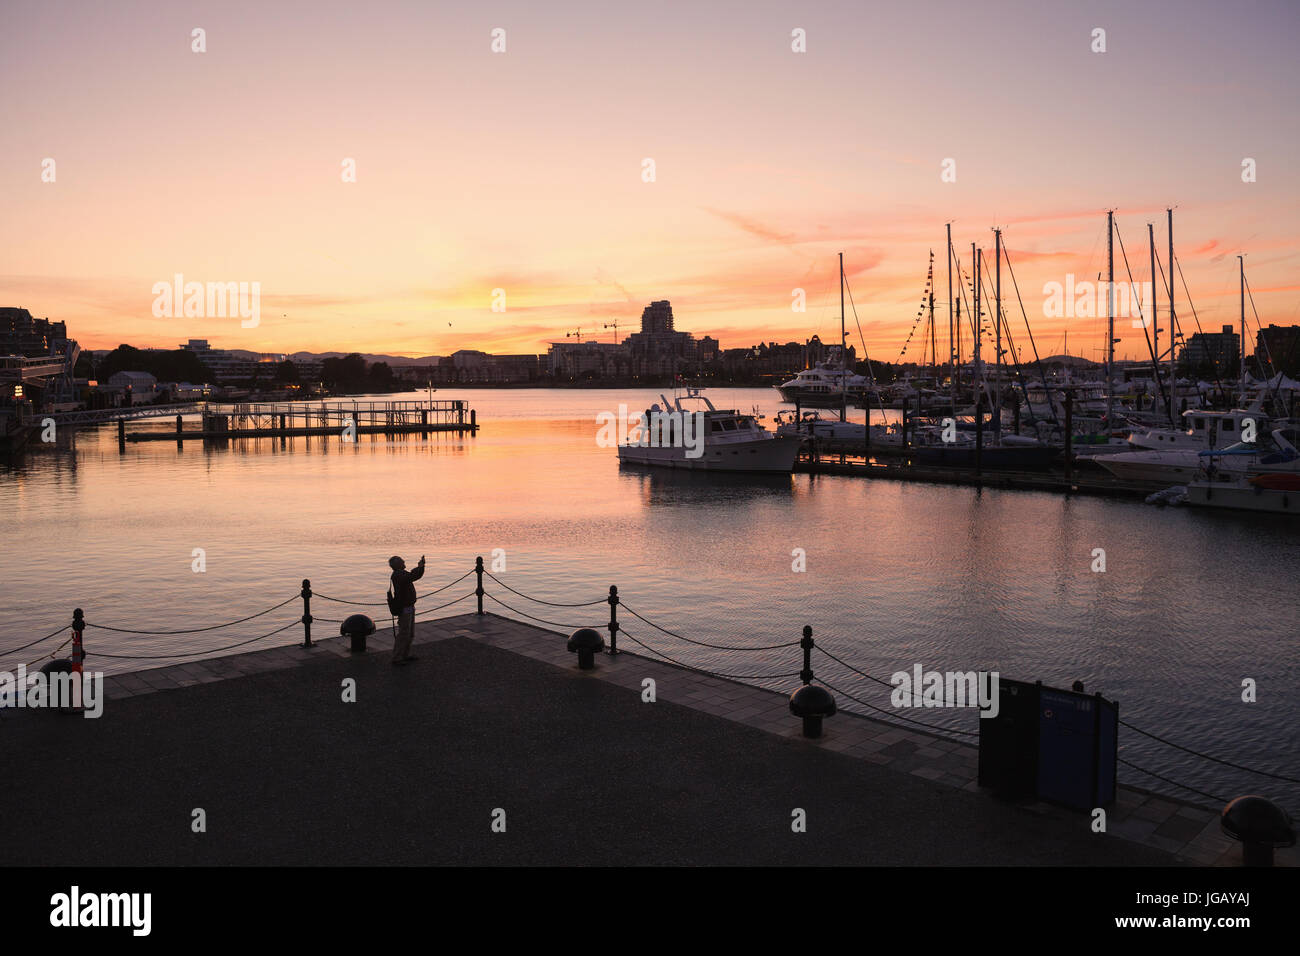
775,254,872,408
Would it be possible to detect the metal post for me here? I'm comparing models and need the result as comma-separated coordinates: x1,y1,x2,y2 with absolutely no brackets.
300,579,313,647
1064,390,1074,480
475,556,485,615
864,402,870,461
71,608,85,675
117,418,125,446
800,625,814,684
176,414,183,437
607,585,620,655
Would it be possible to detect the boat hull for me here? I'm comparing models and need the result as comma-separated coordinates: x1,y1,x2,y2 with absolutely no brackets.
775,386,868,408
1186,481,1300,514
617,436,802,473
1095,453,1201,485
905,443,1059,471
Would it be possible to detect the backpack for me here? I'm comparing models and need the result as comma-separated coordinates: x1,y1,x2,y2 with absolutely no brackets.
386,582,402,616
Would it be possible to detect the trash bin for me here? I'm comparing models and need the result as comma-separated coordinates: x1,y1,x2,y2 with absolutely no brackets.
978,678,1039,798
1036,685,1117,810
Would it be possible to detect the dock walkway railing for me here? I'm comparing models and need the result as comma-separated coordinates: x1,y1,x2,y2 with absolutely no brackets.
5,558,1298,833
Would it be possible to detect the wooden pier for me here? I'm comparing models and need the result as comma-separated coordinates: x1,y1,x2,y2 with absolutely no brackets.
795,451,1156,499
121,399,478,443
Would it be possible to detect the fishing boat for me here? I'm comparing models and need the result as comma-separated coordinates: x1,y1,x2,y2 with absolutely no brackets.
617,387,801,473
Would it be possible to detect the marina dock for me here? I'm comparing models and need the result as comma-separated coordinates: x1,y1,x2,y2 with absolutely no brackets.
795,452,1157,499
113,399,478,443
2,611,1281,867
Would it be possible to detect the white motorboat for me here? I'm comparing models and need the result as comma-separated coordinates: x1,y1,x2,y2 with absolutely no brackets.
775,354,873,408
618,387,802,473
1099,426,1300,485
775,408,871,443
1186,474,1300,514
1126,407,1267,451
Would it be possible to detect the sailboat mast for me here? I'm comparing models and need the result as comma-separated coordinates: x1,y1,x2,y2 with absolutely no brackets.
994,228,1002,439
929,253,937,380
1168,208,1176,426
1106,210,1114,428
1149,222,1158,415
946,223,954,394
972,242,980,373
1239,255,1246,398
840,251,847,423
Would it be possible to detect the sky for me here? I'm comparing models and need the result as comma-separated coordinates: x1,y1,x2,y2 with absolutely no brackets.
2,0,1298,363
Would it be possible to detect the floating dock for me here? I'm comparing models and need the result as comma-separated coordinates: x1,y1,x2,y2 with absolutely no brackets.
795,451,1157,499
119,399,478,443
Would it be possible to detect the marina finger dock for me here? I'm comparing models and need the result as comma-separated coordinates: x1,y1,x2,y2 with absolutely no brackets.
115,399,478,443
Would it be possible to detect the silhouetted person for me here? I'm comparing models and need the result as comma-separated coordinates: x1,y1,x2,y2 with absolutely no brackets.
388,555,424,664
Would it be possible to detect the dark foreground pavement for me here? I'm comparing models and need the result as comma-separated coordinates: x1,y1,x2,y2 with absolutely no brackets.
1,635,1177,866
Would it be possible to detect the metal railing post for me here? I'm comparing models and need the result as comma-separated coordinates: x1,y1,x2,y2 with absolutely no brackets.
607,585,620,655
800,625,813,684
71,608,85,674
300,578,313,647
475,557,485,615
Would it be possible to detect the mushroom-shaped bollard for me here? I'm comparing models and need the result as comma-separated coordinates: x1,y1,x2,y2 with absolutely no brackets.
38,659,77,714
1220,795,1295,867
567,627,605,670
340,614,376,654
789,684,836,738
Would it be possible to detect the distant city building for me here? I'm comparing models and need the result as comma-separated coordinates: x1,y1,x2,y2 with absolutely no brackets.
1255,324,1300,374
1180,325,1240,371
719,336,853,380
105,370,159,405
447,350,541,383
547,341,627,379
180,338,285,382
620,300,706,377
1,307,68,357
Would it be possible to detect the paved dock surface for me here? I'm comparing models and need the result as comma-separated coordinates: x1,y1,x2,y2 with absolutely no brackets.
1,614,1273,866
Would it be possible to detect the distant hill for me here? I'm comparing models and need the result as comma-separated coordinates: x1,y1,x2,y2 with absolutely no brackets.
1038,354,1096,367
287,351,443,367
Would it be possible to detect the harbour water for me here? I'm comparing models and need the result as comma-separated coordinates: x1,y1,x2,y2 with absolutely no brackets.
2,388,1297,807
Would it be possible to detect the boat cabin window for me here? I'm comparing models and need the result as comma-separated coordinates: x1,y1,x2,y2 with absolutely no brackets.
710,420,723,433
1222,420,1235,432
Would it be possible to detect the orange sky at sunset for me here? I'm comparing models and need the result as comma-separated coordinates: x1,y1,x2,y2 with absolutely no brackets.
3,0,1297,363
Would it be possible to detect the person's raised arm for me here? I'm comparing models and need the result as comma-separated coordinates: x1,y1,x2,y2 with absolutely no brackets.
411,558,426,582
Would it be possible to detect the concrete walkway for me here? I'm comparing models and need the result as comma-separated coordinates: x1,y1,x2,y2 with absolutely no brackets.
0,613,1274,866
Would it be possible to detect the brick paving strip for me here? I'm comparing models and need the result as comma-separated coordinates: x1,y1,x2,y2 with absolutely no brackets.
7,612,1289,866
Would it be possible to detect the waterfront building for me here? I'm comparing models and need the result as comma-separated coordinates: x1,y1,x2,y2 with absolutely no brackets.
547,341,628,379
0,307,68,357
1254,324,1300,375
180,338,286,382
105,370,159,405
1180,325,1240,373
